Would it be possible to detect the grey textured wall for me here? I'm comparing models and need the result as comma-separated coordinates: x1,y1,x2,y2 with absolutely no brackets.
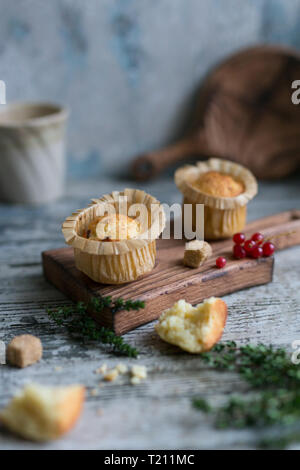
1,0,300,178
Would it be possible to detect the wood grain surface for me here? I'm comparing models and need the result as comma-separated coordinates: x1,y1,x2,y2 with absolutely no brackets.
0,177,300,450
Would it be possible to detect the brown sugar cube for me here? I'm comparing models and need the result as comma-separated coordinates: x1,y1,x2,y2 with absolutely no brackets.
6,335,43,368
183,240,212,268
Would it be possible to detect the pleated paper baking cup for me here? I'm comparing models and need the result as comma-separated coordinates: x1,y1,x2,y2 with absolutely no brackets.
183,196,247,240
62,188,165,284
175,158,258,210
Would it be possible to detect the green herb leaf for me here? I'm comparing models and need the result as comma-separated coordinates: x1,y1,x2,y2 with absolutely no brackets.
46,295,144,357
192,341,300,448
193,398,211,413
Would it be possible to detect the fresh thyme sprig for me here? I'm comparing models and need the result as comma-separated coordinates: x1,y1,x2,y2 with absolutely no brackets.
46,295,145,358
259,430,300,449
193,341,300,447
215,390,300,429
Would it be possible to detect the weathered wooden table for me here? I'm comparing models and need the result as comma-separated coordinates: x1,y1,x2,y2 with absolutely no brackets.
0,176,299,450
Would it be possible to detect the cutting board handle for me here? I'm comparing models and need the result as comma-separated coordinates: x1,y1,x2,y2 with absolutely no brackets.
131,133,210,181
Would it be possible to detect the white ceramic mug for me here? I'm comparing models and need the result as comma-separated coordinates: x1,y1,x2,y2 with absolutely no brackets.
0,102,68,204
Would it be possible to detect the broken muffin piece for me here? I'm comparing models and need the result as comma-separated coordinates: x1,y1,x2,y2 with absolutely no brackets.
0,384,85,441
6,335,43,368
155,297,227,353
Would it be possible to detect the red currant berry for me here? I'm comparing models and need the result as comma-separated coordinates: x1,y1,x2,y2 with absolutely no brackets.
233,232,245,245
263,241,275,257
216,256,227,269
251,245,263,259
233,244,247,259
251,232,264,244
244,239,256,254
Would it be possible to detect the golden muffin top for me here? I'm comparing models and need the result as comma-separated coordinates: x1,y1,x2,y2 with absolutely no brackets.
84,214,140,241
191,171,244,198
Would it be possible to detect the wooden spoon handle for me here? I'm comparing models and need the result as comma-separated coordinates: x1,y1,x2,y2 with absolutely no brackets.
131,134,209,181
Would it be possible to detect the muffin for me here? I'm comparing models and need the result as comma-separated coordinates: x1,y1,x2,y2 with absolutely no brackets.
0,384,85,442
62,188,165,284
155,297,227,353
175,158,258,239
83,213,140,241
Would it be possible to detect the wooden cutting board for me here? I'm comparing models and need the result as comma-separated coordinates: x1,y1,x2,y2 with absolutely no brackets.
42,210,300,335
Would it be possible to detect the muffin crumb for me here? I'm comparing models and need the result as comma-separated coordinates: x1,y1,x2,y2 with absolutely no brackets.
95,363,107,375
131,365,147,382
104,369,119,382
116,363,128,374
130,376,141,385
